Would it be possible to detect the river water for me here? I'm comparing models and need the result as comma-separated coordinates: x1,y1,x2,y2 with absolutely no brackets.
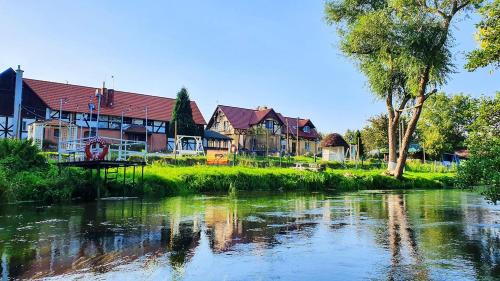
0,190,498,280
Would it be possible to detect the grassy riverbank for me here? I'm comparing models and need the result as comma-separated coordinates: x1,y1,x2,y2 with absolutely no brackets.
0,139,457,203
104,165,456,198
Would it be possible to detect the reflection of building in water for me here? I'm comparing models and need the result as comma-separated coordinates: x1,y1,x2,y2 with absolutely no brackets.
386,194,429,281
7,200,202,280
204,204,241,252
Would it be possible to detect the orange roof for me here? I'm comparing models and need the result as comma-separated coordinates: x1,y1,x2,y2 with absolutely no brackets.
23,78,206,125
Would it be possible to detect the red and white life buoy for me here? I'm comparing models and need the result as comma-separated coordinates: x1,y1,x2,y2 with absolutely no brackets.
85,137,109,160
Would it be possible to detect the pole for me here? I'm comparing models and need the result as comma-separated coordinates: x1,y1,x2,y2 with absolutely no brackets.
89,105,93,137
58,98,63,162
174,120,178,162
95,89,101,137
286,118,290,155
145,106,148,155
296,117,299,156
120,111,124,160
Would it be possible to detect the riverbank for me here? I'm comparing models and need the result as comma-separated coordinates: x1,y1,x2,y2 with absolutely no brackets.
105,165,456,198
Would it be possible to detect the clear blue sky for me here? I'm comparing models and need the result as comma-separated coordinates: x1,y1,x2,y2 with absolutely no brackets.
1,1,498,134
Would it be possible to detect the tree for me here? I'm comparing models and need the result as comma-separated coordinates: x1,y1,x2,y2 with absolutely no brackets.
169,88,200,136
418,93,478,158
465,0,500,71
361,114,389,153
355,130,365,159
457,94,500,204
325,0,481,178
344,129,357,144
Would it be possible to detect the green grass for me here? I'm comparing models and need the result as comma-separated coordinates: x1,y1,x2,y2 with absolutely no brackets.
103,165,456,198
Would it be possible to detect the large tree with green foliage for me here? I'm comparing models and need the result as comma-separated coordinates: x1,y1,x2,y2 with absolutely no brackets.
465,0,500,71
325,0,481,178
457,94,500,204
418,93,478,158
169,88,200,136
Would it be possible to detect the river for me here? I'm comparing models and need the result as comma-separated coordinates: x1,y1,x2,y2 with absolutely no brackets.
0,189,498,280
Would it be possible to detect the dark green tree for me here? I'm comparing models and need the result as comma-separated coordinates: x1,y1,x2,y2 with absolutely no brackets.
355,130,365,159
325,0,482,178
169,88,200,136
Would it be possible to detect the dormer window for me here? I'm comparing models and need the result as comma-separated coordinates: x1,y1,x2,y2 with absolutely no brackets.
303,126,310,133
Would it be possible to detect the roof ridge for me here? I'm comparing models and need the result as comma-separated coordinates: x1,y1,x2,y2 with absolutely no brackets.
218,104,258,111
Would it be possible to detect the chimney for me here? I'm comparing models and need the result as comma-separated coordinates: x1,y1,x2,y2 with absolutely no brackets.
107,89,114,107
257,105,268,111
12,65,24,139
100,82,107,107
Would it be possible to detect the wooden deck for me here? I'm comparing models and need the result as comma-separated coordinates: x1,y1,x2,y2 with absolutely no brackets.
57,160,146,169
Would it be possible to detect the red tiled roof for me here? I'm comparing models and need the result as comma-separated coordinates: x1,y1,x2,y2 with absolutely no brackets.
23,78,206,125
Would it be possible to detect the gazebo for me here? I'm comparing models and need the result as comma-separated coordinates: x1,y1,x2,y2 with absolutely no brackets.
28,119,78,151
321,133,349,162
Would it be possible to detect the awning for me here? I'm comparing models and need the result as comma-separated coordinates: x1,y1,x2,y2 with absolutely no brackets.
204,130,232,141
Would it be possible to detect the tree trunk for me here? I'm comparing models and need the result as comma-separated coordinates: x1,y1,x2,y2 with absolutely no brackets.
386,94,398,173
393,68,430,179
388,117,398,172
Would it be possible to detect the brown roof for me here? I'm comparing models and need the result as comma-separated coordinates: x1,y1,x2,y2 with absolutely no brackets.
23,78,206,125
211,105,284,130
321,133,348,148
208,105,319,140
280,115,319,140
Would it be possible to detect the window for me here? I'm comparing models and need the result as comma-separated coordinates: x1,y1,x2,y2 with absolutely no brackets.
54,129,60,137
223,121,229,131
132,119,144,125
265,120,273,130
305,141,311,152
303,126,310,133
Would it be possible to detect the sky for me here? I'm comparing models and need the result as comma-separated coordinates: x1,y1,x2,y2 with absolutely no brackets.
0,1,498,134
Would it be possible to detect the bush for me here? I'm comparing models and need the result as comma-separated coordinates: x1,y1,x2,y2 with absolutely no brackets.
0,139,91,203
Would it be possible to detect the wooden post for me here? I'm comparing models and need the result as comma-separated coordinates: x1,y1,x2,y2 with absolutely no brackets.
97,166,101,200
133,166,136,185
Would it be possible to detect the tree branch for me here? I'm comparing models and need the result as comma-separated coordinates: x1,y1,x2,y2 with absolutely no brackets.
424,89,438,101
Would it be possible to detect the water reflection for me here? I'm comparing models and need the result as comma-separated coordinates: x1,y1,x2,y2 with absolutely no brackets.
0,190,498,280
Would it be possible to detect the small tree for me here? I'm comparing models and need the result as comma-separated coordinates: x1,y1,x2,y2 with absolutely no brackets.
344,129,357,144
169,88,200,136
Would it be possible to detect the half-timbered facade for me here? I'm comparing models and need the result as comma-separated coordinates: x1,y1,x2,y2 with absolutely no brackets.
0,67,206,152
207,105,320,155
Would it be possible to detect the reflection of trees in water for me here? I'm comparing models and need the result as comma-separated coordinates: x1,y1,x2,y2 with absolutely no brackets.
386,194,429,281
2,192,498,279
